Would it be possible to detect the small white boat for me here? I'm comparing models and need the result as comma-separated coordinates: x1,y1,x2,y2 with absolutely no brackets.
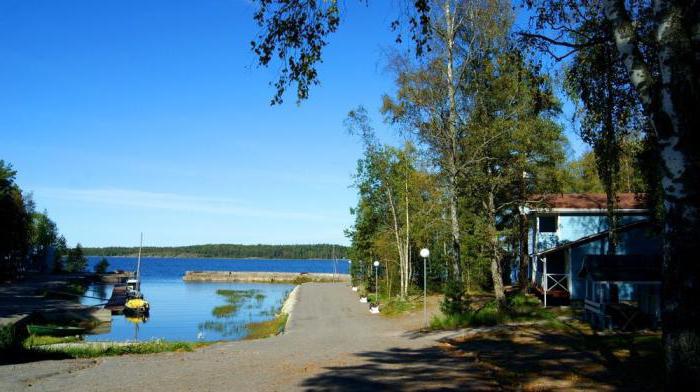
125,234,149,315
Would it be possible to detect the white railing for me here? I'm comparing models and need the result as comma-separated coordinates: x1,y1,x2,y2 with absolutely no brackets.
546,273,568,291
543,273,568,307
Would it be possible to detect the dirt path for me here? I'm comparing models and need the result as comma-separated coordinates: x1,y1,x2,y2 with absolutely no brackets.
0,283,496,391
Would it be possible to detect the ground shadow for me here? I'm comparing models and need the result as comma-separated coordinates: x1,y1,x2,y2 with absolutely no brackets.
0,348,74,365
301,323,662,391
301,345,497,391
448,323,663,391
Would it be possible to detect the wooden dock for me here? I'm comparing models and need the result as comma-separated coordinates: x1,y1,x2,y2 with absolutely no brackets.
98,271,134,284
105,285,128,314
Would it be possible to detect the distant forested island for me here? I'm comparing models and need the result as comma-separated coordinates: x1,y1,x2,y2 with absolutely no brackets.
83,243,348,259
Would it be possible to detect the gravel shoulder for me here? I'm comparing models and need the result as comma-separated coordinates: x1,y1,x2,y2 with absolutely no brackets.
0,283,494,391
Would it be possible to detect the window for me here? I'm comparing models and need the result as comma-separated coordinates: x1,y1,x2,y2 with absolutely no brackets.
539,215,558,233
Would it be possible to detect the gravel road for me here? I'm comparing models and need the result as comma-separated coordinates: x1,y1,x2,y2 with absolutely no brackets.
0,283,496,391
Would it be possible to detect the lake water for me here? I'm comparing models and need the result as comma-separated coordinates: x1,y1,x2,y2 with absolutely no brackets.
81,257,348,342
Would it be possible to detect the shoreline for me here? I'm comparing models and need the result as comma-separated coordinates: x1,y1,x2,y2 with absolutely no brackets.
182,271,350,283
30,283,302,353
86,255,348,261
280,285,300,332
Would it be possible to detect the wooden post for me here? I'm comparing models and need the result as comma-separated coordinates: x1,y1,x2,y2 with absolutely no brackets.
543,257,547,308
567,248,573,294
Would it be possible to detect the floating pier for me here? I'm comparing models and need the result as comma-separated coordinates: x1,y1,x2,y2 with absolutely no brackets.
105,284,128,314
182,271,350,283
98,271,134,284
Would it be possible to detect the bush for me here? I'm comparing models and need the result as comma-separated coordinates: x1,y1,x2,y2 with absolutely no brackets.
431,292,557,330
440,280,470,315
94,257,109,274
292,275,312,285
0,324,24,352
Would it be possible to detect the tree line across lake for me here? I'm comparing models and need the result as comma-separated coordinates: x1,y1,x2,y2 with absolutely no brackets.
83,244,349,260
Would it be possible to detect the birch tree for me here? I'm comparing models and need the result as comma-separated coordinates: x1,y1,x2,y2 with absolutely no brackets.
346,107,428,299
522,0,700,385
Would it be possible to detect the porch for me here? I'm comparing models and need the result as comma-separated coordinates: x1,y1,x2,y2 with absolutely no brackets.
579,255,661,330
529,250,570,307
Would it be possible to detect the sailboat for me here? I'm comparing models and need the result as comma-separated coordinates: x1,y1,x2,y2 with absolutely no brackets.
125,233,150,315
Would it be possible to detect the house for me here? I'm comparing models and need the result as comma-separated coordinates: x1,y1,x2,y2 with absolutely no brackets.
521,194,662,326
579,254,661,329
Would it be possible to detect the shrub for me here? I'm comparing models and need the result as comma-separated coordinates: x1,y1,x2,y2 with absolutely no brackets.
431,292,557,330
292,275,312,285
441,280,470,315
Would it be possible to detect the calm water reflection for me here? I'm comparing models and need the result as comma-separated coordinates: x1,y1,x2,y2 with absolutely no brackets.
80,257,344,342
83,281,293,342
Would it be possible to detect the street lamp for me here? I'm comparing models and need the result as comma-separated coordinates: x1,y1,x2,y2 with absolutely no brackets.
420,248,430,329
373,261,380,308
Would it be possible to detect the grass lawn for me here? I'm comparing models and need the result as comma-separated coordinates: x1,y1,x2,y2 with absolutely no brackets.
430,292,566,329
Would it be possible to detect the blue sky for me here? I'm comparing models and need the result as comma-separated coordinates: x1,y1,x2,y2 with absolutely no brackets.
1,1,586,247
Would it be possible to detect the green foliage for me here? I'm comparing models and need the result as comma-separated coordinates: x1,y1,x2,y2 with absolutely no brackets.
94,257,110,274
212,289,259,318
212,304,239,318
83,243,347,259
0,160,32,279
0,160,69,279
64,243,87,273
23,340,208,358
216,289,259,302
250,1,431,104
292,275,313,285
245,314,288,340
431,293,558,330
0,323,25,352
378,296,418,316
441,280,470,316
348,3,568,306
30,211,60,272
24,334,81,347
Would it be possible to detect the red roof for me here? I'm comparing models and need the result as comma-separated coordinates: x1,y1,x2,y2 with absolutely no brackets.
529,193,648,210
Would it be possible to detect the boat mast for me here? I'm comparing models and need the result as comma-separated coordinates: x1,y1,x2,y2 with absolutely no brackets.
136,232,143,292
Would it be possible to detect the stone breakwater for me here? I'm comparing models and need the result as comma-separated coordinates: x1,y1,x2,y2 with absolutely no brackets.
182,271,350,283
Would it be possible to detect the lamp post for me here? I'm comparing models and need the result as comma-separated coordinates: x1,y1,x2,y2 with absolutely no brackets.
348,259,352,288
420,248,430,328
373,261,380,307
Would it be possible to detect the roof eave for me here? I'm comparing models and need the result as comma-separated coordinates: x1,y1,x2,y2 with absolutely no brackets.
531,208,649,214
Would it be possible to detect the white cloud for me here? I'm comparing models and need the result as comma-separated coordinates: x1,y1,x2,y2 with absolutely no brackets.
36,187,345,223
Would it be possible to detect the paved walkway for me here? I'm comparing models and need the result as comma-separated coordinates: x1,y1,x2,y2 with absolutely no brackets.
0,283,496,391
0,275,95,326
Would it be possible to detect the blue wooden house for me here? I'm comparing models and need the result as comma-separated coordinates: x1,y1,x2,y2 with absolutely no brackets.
520,193,662,328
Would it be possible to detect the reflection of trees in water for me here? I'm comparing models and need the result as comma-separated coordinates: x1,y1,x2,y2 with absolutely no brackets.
94,284,108,300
